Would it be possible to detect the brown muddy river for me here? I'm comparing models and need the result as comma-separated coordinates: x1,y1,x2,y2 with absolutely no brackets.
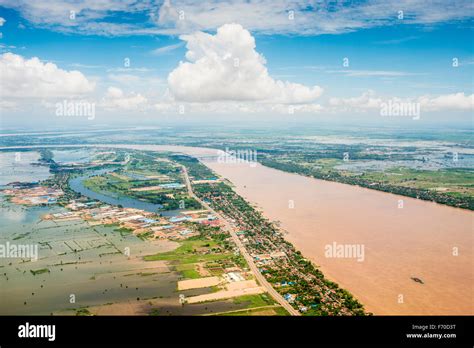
204,160,473,315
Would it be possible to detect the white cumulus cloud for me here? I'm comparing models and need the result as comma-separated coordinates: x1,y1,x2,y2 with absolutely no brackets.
0,52,95,98
329,90,383,110
101,86,147,110
167,23,323,104
418,92,474,111
329,90,474,112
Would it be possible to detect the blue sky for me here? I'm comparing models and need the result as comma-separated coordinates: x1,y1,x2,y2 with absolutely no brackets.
0,0,473,126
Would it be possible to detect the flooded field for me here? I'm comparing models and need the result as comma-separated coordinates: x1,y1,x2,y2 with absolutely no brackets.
0,151,51,185
51,149,93,164
0,198,253,315
0,198,179,315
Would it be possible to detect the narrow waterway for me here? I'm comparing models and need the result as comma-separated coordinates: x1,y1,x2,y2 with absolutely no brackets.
69,168,180,217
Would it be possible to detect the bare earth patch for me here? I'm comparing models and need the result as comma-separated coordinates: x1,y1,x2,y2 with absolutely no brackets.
186,280,264,304
177,276,222,290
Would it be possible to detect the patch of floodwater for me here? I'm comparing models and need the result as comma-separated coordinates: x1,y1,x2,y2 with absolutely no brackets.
335,155,474,172
0,151,51,185
52,149,93,164
0,204,181,315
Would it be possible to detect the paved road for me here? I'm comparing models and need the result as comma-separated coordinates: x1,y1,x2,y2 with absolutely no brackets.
180,166,301,316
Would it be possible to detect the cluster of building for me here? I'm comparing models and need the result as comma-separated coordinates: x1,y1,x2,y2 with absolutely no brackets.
131,182,186,192
191,178,222,185
44,201,221,241
252,251,287,266
223,271,245,282
152,210,219,240
3,185,64,206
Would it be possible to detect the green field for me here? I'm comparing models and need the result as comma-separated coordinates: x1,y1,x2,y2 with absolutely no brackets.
81,153,202,210
232,294,275,308
143,235,238,284
356,167,474,195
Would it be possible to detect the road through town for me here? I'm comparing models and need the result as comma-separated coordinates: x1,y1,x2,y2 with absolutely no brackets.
180,165,301,316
